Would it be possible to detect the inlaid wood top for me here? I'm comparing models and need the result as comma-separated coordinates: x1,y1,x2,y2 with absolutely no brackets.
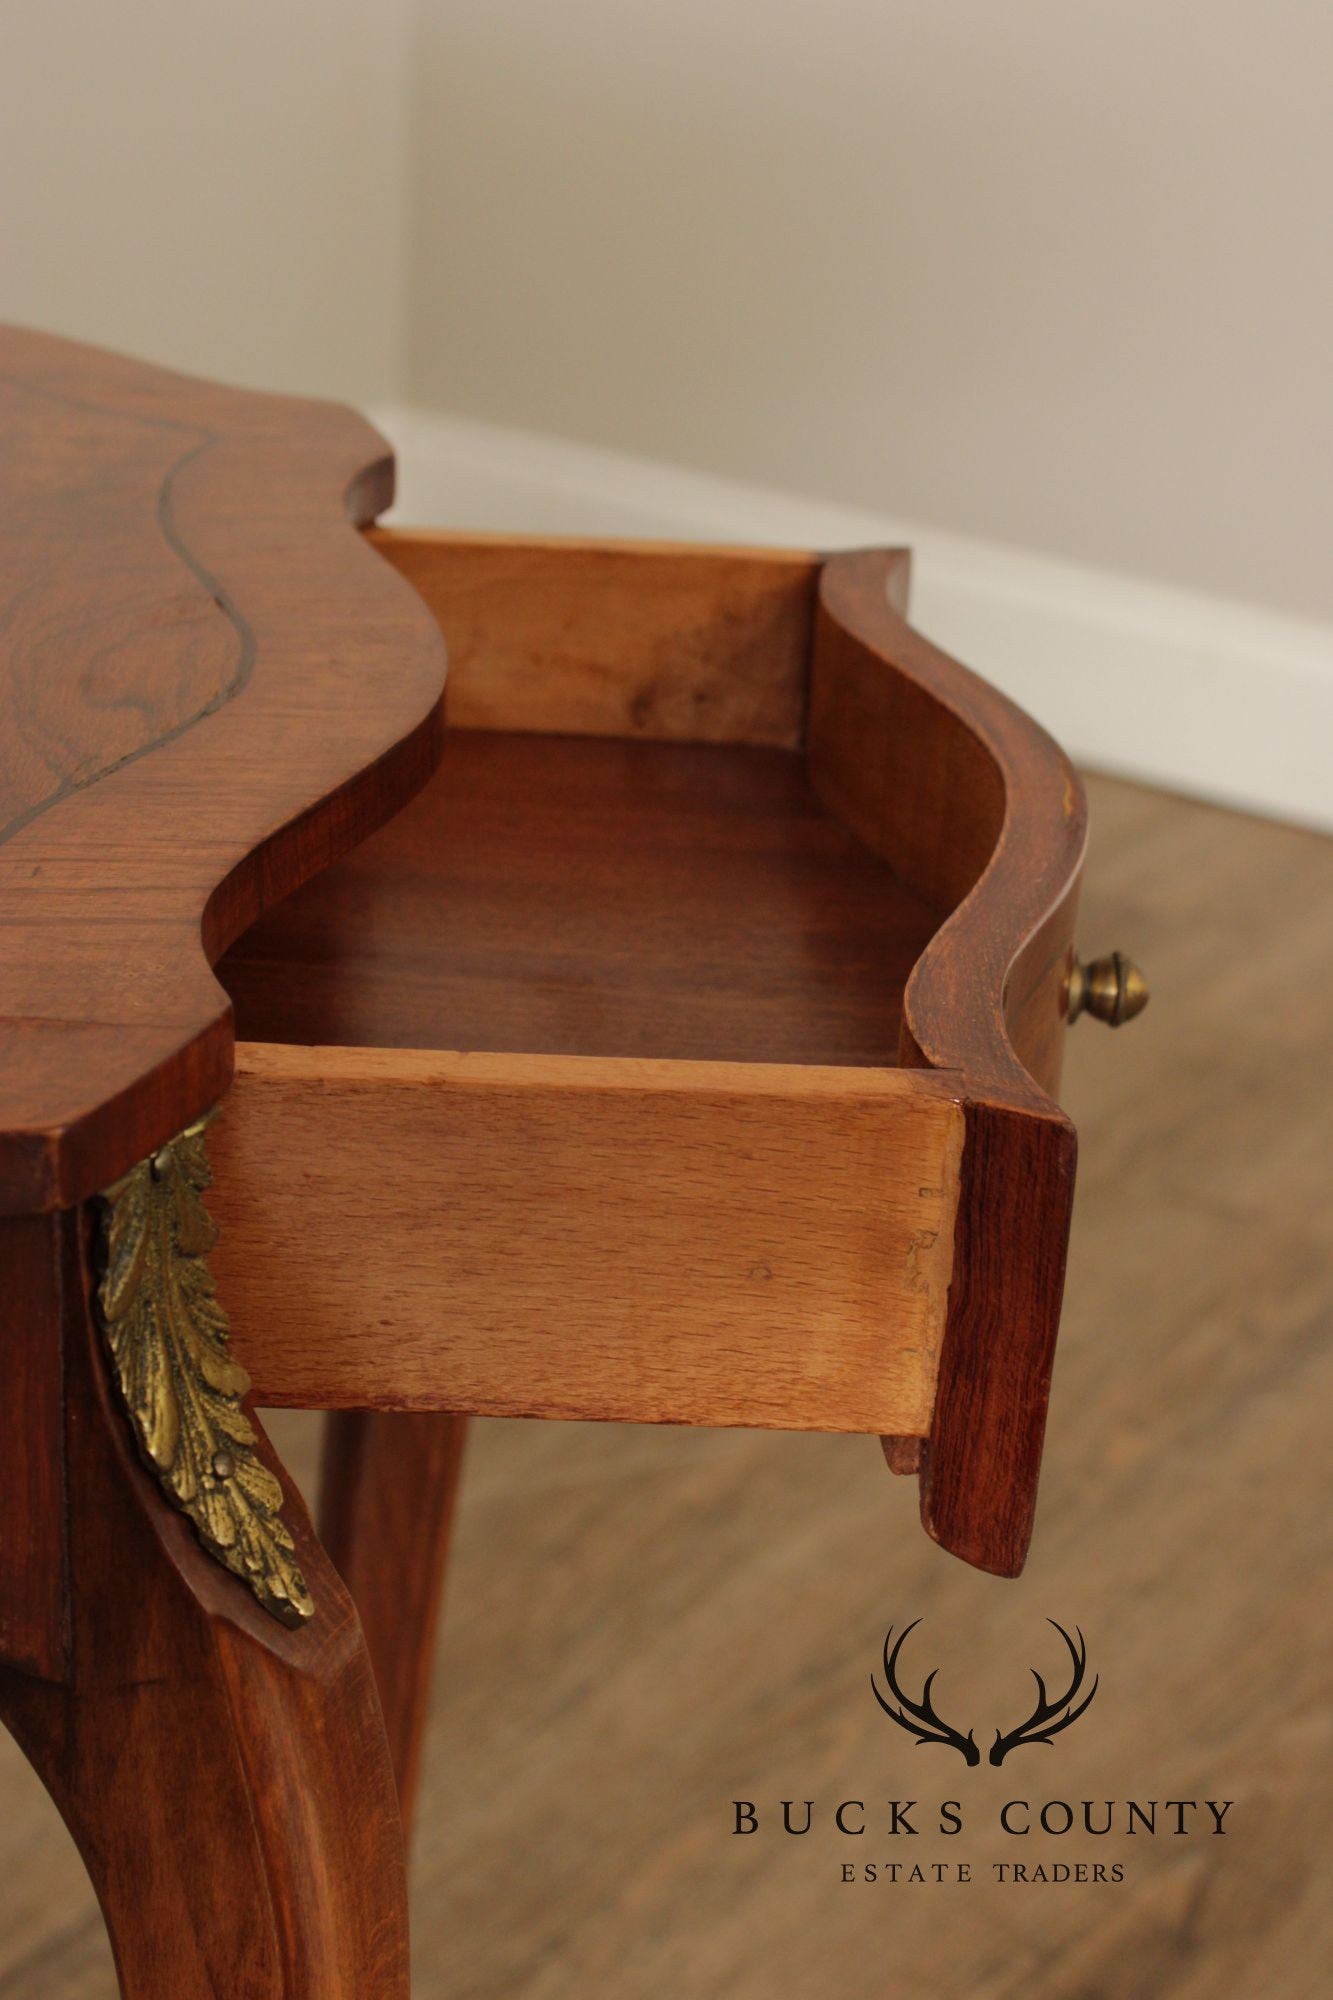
0,328,446,1212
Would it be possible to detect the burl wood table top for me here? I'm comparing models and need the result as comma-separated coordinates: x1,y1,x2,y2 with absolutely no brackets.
0,325,445,1212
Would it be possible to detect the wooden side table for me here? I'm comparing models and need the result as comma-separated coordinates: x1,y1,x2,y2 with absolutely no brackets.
0,329,1144,1997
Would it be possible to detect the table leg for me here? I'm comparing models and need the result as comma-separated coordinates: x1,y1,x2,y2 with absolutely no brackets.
0,1211,409,2000
320,1410,469,1835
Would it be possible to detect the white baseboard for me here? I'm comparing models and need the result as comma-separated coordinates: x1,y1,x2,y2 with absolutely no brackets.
371,402,1333,832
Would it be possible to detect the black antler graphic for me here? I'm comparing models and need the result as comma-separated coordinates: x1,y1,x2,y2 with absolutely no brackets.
871,1622,980,1765
988,1620,1098,1766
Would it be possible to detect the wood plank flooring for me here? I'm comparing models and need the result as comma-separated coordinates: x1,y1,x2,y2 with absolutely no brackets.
1,774,1329,1998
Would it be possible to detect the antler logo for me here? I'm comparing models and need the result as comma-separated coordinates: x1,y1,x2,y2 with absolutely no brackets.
871,1619,1098,1767
988,1620,1098,1766
871,1621,980,1765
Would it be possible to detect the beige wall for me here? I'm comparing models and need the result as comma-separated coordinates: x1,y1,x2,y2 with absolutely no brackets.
2,3,1330,624
406,1,1333,622
0,0,411,403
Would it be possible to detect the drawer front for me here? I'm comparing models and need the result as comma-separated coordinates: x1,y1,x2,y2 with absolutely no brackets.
211,1044,964,1439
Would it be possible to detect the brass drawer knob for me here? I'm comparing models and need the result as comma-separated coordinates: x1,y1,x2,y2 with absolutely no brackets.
1068,951,1149,1027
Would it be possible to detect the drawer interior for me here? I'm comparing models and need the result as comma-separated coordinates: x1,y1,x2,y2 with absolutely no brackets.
204,531,1084,1580
201,531,1082,1572
217,727,940,1069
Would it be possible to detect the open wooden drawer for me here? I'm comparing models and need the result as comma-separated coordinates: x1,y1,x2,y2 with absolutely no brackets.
209,531,1095,1578
0,328,1132,1610
3,330,1162,1993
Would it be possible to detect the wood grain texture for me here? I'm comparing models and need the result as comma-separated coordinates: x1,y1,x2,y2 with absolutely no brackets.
208,1043,964,1435
922,1099,1075,1572
366,528,818,746
812,551,1086,1573
217,539,1090,1570
0,327,445,1213
0,1216,67,1679
320,1412,469,1835
811,549,1087,1101
0,1209,408,1999
218,728,939,1068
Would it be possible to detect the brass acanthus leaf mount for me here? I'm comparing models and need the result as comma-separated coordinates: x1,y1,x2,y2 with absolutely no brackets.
96,1112,315,1628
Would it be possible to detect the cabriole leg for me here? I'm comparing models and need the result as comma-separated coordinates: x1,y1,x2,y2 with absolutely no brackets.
0,1195,410,1999
321,1410,469,1835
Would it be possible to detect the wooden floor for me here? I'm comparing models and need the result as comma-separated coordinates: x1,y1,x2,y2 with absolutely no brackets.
1,774,1330,1998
